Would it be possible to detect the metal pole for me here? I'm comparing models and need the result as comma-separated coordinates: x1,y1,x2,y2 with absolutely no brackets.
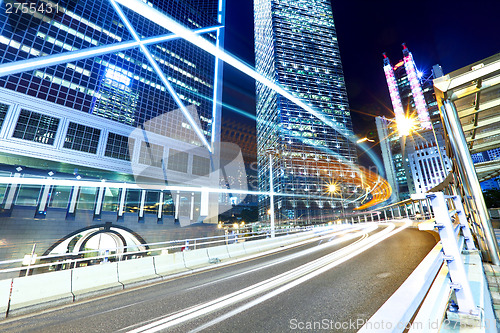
269,153,275,238
25,243,36,277
441,101,500,265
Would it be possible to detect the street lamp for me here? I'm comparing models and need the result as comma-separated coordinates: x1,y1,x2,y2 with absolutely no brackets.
264,148,279,238
327,182,345,222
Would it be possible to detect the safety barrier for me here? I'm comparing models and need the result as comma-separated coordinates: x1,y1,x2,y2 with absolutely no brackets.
153,252,187,276
72,262,123,301
117,257,160,288
0,224,343,318
8,270,73,316
0,279,12,318
360,192,494,332
206,245,231,261
183,248,210,269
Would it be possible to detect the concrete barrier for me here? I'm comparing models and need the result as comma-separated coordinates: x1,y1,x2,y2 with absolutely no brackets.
243,239,277,254
183,248,209,269
8,270,73,316
117,257,160,288
154,252,187,277
0,278,12,318
226,243,246,258
206,245,230,261
72,262,122,301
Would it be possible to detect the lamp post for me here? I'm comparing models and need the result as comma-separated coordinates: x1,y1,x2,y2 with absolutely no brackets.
328,183,345,222
265,148,279,238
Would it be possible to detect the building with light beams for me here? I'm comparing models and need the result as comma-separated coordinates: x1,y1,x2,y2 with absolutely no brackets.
254,0,358,224
0,0,226,262
380,46,451,200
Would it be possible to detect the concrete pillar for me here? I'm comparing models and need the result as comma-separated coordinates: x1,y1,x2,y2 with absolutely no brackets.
190,192,195,221
158,191,164,220
175,192,180,220
37,183,52,215
94,186,105,216
118,187,126,217
68,185,80,214
139,190,146,219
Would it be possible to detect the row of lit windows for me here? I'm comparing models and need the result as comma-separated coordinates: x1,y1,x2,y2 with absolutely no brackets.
1,103,212,175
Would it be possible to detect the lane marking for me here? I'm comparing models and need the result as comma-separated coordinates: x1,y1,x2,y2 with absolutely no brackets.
185,226,372,291
127,222,409,333
189,222,411,332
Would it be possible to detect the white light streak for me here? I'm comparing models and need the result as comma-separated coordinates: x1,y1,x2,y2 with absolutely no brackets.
127,222,410,333
110,0,212,152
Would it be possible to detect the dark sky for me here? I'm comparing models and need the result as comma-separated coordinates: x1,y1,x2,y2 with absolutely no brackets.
221,0,500,153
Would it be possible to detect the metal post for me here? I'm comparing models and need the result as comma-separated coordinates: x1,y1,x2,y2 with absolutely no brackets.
419,201,425,221
269,153,275,238
25,243,36,277
384,210,387,220
441,101,500,265
428,192,479,316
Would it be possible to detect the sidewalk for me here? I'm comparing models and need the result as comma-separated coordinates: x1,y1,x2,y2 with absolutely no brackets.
483,228,500,322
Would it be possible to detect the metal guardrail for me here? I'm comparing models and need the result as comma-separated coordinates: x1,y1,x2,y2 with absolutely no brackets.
0,225,316,279
360,192,483,332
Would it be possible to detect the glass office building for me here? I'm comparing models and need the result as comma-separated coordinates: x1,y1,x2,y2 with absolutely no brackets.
254,0,358,224
0,0,225,262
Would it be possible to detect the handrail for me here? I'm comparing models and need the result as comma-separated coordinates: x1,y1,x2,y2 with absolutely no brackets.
360,192,482,332
0,224,324,277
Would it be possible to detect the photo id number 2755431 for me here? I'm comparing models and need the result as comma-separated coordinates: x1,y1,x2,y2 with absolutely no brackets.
5,2,60,15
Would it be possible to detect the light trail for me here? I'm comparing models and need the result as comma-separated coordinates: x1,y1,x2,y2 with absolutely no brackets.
125,221,411,333
112,0,386,200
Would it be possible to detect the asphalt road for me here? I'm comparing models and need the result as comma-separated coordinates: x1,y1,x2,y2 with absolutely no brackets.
0,224,437,333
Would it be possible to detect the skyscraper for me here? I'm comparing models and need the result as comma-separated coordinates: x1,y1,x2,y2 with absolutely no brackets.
254,0,358,224
380,46,451,200
0,0,226,261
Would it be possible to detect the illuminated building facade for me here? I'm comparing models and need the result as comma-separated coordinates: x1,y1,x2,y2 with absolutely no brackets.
0,0,226,261
254,0,358,224
380,47,450,200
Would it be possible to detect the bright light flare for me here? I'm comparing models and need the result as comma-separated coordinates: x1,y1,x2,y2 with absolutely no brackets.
396,116,418,137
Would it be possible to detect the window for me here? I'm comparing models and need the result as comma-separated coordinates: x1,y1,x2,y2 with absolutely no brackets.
13,109,59,145
0,102,9,127
192,155,210,176
167,149,188,173
64,122,101,154
139,141,163,168
105,132,133,161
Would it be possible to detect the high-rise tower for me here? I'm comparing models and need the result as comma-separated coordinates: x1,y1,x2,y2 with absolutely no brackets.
254,0,358,224
0,0,226,262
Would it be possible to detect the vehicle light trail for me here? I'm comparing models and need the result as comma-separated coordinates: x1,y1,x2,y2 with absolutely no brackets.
126,221,411,333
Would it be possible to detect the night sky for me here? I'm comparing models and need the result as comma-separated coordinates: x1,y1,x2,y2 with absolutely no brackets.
221,0,500,163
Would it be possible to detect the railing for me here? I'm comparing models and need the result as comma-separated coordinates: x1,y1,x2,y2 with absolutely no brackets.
359,192,486,332
0,224,317,280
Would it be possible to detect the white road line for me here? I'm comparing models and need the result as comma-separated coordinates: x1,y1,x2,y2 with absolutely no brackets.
189,223,409,332
185,226,371,291
127,222,410,333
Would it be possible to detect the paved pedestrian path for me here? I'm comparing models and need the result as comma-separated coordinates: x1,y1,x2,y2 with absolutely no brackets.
483,228,500,322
